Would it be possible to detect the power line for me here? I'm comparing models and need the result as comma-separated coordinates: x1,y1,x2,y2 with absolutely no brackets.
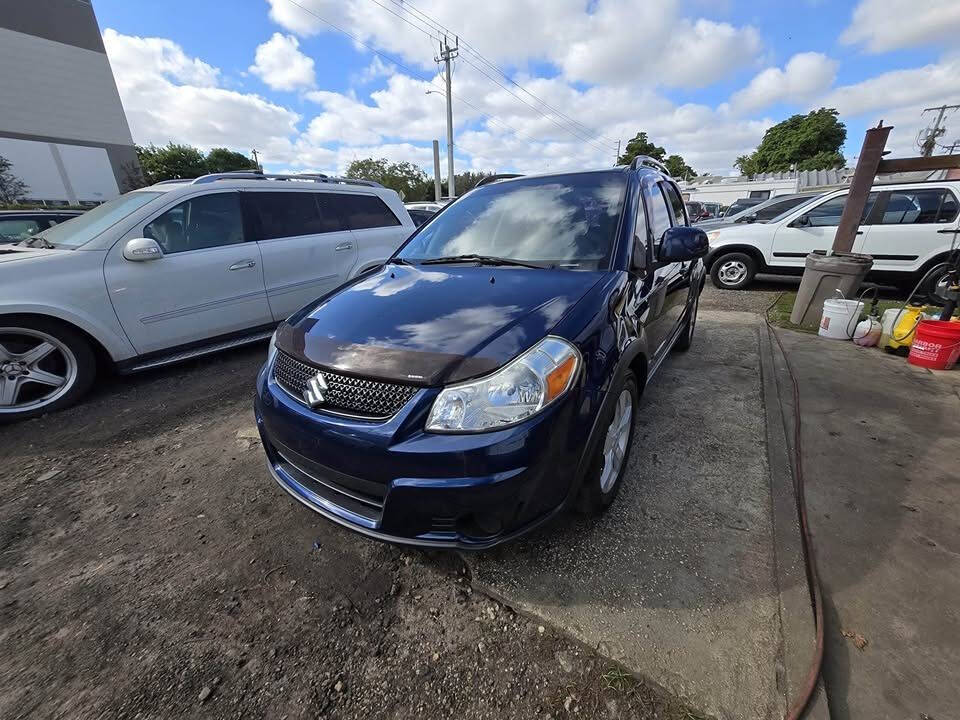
378,0,617,151
280,0,560,155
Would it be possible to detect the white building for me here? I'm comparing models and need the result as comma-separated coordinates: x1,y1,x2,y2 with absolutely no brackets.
678,169,854,206
0,0,138,206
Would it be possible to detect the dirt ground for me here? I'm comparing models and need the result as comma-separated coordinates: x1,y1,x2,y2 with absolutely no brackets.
0,341,701,719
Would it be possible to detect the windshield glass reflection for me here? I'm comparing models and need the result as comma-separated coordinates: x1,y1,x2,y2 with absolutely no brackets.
397,173,626,270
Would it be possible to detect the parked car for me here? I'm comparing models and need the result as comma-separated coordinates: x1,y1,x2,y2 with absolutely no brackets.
696,192,821,231
706,180,960,290
685,201,712,222
722,197,764,217
255,159,709,548
0,172,415,421
0,210,83,244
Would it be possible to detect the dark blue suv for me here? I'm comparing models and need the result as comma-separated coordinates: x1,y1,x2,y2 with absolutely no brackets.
254,158,708,548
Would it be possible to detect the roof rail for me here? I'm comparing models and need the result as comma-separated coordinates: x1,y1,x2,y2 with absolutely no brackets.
475,173,524,187
187,171,383,188
629,155,671,176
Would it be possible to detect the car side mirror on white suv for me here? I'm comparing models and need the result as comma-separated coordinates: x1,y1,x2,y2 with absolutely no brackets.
790,214,811,228
123,238,164,261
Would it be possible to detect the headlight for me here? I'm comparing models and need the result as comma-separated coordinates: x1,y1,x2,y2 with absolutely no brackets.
707,230,721,243
267,328,279,365
426,337,580,433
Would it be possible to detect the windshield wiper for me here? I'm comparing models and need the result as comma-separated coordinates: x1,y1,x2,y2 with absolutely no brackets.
420,254,543,269
20,235,55,249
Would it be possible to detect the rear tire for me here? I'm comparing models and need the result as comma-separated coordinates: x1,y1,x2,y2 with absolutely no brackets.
576,371,640,515
710,251,757,290
0,317,96,423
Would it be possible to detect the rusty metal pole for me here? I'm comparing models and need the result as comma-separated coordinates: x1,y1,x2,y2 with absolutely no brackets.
832,122,892,254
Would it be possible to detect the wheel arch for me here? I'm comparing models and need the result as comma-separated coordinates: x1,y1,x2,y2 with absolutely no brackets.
0,312,116,372
705,244,766,272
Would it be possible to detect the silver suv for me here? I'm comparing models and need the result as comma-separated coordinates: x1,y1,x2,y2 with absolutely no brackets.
0,172,414,421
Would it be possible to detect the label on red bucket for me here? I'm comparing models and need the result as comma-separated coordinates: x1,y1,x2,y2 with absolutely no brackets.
908,320,960,370
910,339,941,361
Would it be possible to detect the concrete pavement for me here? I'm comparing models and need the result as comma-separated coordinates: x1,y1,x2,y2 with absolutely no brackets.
467,311,821,720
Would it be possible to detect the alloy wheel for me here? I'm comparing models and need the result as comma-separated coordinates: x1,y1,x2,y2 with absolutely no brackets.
718,259,747,286
599,388,633,493
0,328,77,414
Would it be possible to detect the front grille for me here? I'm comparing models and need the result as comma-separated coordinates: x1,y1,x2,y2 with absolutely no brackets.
273,350,418,419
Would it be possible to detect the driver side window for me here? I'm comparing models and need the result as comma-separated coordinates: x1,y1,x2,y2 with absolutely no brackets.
144,192,244,254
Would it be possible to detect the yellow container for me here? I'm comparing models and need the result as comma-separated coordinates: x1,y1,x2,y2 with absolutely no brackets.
881,306,926,351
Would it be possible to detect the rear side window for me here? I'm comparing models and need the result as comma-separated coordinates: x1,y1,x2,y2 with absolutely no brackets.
877,189,958,225
340,194,401,230
805,193,878,227
662,183,688,225
246,192,347,240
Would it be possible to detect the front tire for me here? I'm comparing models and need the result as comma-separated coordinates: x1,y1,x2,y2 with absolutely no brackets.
710,251,757,290
576,371,640,514
0,317,96,423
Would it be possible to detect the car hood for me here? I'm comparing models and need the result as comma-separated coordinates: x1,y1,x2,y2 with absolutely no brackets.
277,264,604,386
0,246,73,263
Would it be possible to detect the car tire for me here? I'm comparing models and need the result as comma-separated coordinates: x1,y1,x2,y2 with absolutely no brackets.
710,251,757,290
575,370,640,515
673,285,700,352
0,316,97,423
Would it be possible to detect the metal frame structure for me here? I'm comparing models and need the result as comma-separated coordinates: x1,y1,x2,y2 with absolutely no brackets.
153,171,383,188
475,173,525,187
629,155,671,176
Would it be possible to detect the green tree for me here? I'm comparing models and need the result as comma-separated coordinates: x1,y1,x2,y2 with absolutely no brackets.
0,154,29,204
735,108,846,176
617,132,696,178
205,147,258,174
136,143,207,184
345,158,430,201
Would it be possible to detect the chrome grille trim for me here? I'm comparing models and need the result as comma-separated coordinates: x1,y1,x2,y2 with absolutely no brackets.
273,350,418,420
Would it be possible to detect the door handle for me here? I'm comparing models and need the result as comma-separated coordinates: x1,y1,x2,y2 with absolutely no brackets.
335,242,354,251
229,259,256,271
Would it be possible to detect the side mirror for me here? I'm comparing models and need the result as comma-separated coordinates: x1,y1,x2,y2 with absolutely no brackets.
658,226,709,263
791,214,811,228
736,213,758,224
123,237,163,261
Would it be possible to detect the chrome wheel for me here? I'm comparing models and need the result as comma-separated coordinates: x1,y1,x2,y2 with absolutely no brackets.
0,328,77,415
599,388,633,493
718,259,748,286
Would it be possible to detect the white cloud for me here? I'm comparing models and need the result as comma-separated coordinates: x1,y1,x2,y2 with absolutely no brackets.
265,0,762,89
841,0,960,52
731,53,837,113
104,29,301,159
249,32,315,90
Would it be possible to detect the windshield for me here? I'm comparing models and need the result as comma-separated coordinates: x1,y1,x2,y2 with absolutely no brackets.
37,192,162,248
396,173,626,270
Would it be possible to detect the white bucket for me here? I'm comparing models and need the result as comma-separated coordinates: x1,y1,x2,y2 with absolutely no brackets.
819,299,864,340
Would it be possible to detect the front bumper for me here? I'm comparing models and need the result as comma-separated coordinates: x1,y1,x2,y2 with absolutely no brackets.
254,362,590,548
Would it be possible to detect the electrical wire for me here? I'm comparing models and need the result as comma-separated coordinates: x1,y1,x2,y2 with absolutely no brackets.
764,295,825,720
377,0,618,151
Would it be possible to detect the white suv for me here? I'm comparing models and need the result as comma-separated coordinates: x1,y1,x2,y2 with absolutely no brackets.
0,172,415,421
705,180,960,291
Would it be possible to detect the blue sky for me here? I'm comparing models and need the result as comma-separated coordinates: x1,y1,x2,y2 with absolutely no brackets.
94,0,960,176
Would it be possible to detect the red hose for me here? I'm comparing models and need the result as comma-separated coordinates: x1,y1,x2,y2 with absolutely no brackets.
766,297,825,720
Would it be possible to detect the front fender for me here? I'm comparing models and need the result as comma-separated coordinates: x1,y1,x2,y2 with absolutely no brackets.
0,302,136,361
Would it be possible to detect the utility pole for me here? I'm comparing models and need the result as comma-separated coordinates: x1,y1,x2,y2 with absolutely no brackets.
432,140,442,202
919,104,960,156
435,36,458,198
615,139,621,166
251,149,262,171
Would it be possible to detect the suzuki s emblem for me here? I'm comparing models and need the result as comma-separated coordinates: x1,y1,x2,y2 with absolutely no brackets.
303,373,328,408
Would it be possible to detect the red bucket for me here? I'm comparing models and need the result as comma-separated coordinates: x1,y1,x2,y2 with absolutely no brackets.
908,320,960,370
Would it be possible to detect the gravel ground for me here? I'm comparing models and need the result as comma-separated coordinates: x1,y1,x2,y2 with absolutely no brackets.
0,344,699,720
699,275,796,315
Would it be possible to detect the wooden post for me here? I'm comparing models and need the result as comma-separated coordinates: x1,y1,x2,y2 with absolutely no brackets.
832,122,891,254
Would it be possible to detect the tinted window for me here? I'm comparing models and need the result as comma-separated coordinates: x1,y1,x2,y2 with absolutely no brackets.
754,196,814,222
805,193,877,227
878,189,958,225
645,185,672,242
246,192,345,240
144,192,244,254
340,194,401,230
408,209,434,226
662,183,687,225
397,172,626,270
0,219,42,243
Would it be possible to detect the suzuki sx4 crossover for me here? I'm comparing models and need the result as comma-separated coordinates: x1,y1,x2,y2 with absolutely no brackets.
255,164,708,548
